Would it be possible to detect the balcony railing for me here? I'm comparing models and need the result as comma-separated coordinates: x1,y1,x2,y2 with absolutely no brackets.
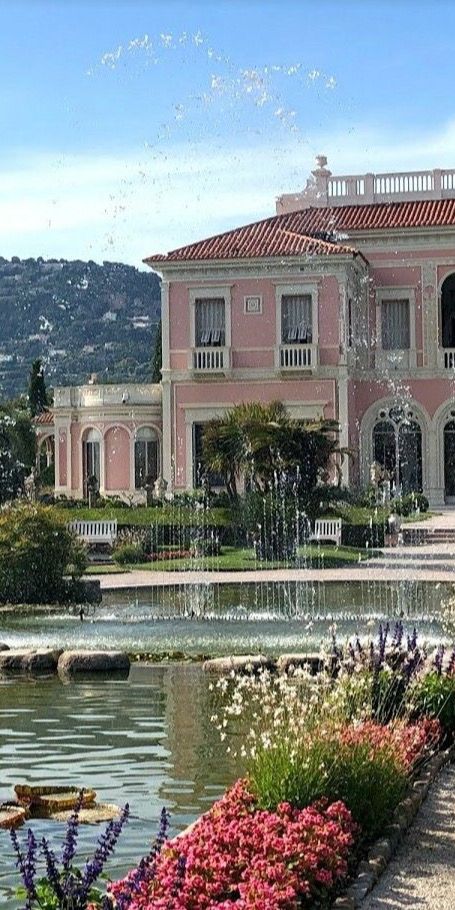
191,346,230,373
53,383,162,409
278,343,316,370
440,349,455,370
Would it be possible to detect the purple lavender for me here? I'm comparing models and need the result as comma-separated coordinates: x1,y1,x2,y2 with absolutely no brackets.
377,622,390,667
392,620,404,649
41,838,64,903
447,648,455,676
112,806,171,910
61,788,85,872
434,644,445,676
9,792,132,910
10,827,38,910
79,804,130,899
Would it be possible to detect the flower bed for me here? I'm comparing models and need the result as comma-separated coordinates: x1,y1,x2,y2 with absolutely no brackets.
11,623,455,910
110,782,357,910
109,716,439,910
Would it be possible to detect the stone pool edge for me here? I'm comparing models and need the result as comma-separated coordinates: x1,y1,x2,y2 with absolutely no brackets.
332,744,455,908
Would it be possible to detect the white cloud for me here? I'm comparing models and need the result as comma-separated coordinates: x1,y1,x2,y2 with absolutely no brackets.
2,119,455,266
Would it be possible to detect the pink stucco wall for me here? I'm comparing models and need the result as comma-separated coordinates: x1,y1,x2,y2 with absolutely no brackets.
62,418,162,495
169,275,343,371
105,426,131,491
58,430,67,486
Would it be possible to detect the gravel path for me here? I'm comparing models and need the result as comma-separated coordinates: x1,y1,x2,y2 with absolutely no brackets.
362,764,455,909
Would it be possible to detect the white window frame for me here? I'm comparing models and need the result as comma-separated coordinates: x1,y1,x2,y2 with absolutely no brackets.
274,282,319,368
375,287,416,368
189,286,232,350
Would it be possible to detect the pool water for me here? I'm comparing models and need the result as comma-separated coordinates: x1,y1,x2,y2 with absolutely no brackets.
0,664,234,907
0,580,452,656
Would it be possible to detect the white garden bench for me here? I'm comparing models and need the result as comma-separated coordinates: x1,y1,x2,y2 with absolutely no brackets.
67,519,118,545
310,518,342,547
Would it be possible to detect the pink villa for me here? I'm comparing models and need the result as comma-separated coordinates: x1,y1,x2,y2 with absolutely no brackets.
36,156,455,508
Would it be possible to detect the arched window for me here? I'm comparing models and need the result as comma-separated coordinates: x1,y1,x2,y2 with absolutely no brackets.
135,427,159,489
82,428,101,496
372,413,422,495
444,420,455,499
398,421,422,494
441,274,455,348
373,421,396,477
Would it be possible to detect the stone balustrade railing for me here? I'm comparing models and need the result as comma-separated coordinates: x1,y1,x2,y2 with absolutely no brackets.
53,383,162,409
276,158,455,213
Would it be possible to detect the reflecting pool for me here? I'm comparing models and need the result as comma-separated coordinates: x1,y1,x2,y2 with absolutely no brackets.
0,664,234,908
0,580,453,655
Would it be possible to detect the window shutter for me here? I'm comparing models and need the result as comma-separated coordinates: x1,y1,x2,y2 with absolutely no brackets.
195,298,225,346
381,300,410,350
281,295,312,343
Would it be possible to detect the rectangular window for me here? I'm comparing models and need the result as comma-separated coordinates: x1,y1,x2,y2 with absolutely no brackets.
281,294,312,343
195,298,225,346
381,299,410,350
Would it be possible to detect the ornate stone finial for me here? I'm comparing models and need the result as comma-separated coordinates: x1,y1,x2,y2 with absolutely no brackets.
312,154,331,177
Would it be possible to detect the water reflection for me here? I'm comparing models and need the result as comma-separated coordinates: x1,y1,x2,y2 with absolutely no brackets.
0,665,235,908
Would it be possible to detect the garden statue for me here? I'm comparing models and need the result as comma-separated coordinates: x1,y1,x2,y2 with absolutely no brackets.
153,475,168,500
24,469,36,501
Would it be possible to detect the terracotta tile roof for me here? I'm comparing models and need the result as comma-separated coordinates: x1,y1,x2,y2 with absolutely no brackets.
33,411,54,425
145,220,361,264
144,198,455,264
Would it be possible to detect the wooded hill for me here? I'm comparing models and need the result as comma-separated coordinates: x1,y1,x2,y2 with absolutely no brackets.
0,257,161,399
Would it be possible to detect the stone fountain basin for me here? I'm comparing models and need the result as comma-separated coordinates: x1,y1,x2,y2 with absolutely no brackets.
0,648,130,678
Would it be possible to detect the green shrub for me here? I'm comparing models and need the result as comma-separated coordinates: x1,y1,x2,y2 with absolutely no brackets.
238,490,303,560
249,733,407,840
0,502,87,603
393,492,429,516
341,522,385,549
113,543,145,564
412,672,455,736
37,463,55,487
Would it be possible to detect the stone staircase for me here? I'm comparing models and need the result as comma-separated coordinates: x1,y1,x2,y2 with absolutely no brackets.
402,526,455,545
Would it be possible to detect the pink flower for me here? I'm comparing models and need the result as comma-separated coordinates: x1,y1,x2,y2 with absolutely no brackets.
110,780,357,909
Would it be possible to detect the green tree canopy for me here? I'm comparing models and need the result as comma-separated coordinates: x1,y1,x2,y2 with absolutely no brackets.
152,320,162,383
0,502,87,603
0,401,35,503
202,401,340,501
28,358,49,416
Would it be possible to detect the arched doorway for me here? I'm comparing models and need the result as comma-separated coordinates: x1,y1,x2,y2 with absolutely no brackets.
82,428,101,498
444,421,455,501
134,427,160,489
372,411,422,495
441,274,455,349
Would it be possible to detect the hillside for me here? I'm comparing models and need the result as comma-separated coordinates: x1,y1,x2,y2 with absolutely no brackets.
0,257,161,400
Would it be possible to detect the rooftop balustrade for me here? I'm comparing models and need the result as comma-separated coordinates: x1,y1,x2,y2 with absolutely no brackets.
276,156,455,213
53,383,162,409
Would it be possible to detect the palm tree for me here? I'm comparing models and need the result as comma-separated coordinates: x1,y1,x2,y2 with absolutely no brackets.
202,401,340,502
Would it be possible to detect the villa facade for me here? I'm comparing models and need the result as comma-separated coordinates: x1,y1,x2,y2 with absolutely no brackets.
38,157,455,507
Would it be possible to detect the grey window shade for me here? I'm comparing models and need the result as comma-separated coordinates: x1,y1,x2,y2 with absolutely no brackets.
281,294,312,343
381,299,410,350
195,298,225,346
135,440,159,488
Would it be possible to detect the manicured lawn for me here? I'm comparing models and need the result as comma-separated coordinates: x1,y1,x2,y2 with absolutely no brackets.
85,544,372,574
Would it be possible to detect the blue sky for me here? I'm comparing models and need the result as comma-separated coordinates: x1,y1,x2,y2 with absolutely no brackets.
1,0,455,266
